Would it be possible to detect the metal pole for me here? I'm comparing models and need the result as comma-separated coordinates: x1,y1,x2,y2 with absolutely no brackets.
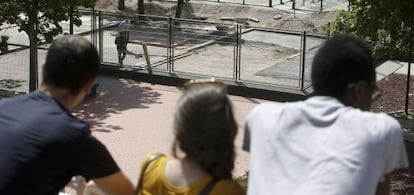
93,8,97,47
98,11,103,63
237,25,242,81
90,7,94,45
233,24,239,80
269,0,272,7
168,17,174,72
405,20,413,114
300,31,307,90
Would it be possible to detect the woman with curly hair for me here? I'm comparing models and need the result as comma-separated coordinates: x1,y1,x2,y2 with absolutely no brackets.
137,79,245,195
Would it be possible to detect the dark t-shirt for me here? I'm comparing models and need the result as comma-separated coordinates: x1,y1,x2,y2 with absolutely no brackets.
115,31,129,50
0,91,120,195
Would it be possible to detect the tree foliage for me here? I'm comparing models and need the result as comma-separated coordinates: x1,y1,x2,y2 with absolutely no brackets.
0,0,96,43
0,0,96,91
329,0,414,59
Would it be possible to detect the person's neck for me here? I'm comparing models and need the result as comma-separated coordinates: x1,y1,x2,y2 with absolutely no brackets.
40,85,82,111
164,156,208,187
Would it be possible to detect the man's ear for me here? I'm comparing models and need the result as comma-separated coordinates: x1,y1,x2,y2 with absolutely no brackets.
353,81,366,99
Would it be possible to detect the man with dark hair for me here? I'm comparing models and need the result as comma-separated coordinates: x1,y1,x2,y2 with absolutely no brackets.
0,35,134,195
243,34,408,195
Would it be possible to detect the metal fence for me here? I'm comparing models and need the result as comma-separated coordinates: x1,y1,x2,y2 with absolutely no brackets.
0,24,32,94
93,10,329,90
0,8,330,94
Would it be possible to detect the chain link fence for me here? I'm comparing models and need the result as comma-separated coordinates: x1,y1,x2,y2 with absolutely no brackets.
94,10,330,90
0,8,331,96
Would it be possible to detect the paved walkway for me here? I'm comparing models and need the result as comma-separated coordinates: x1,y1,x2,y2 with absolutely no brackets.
74,75,274,183
376,60,414,81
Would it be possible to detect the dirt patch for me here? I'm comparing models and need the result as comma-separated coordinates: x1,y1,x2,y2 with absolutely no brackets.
370,73,414,195
95,0,336,31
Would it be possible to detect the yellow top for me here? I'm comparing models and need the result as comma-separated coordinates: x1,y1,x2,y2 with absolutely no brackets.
138,152,245,195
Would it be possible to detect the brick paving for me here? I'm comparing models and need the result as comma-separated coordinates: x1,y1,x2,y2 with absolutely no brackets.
74,74,275,183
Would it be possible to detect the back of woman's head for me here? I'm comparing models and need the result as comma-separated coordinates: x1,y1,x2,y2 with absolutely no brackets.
173,84,237,179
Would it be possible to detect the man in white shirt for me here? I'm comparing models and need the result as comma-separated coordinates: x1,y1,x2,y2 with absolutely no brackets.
243,34,408,195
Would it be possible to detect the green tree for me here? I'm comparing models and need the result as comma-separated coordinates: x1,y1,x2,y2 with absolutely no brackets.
0,0,96,91
328,0,414,59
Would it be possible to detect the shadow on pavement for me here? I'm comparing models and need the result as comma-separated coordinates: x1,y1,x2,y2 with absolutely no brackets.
74,75,162,132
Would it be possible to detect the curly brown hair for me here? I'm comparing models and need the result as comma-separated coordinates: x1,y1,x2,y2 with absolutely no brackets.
172,84,237,179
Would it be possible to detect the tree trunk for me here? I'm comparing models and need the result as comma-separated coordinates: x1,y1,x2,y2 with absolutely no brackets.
118,0,125,10
69,6,74,34
138,0,145,20
175,0,184,18
138,0,144,14
28,16,38,92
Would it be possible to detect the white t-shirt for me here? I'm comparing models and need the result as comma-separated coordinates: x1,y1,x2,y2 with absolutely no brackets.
244,96,408,195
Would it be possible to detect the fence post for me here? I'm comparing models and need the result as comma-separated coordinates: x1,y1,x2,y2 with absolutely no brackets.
269,0,272,7
90,8,93,45
168,17,173,73
405,23,413,114
237,25,242,81
90,7,97,47
233,24,240,81
300,31,307,90
98,11,103,63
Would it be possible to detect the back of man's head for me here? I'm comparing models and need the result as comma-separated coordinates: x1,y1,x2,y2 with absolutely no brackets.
43,35,99,95
311,34,375,99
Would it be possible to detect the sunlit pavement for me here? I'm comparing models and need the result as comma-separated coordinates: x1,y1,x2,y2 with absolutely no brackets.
74,74,274,183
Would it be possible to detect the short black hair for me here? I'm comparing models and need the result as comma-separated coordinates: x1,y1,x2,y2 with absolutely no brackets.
43,35,99,94
311,34,375,98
